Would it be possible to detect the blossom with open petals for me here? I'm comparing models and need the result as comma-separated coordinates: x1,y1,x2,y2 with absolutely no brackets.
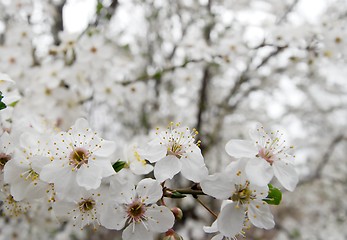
225,123,298,191
141,123,208,182
40,118,116,198
100,178,175,240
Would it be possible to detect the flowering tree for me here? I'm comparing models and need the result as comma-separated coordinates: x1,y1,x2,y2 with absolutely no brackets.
0,0,347,239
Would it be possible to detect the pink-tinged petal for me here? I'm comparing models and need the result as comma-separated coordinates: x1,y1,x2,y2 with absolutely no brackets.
273,161,298,192
245,158,273,186
93,140,116,157
217,202,245,238
248,200,275,229
100,204,127,230
146,205,175,232
139,145,167,163
136,178,162,204
201,173,234,200
225,139,258,158
154,155,182,182
180,152,208,182
122,222,153,240
76,164,102,190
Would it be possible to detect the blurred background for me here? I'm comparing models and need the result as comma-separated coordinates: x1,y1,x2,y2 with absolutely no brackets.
0,0,347,239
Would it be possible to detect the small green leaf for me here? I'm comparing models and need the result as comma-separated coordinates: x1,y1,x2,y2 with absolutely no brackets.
153,71,162,81
264,184,282,205
170,191,186,199
8,100,19,107
0,92,7,110
112,161,126,172
96,1,103,14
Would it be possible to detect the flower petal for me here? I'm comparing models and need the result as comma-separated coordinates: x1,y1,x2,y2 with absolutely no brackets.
146,205,175,232
245,158,273,186
99,204,127,230
76,164,102,190
248,200,275,229
201,173,234,200
217,202,245,238
225,139,257,158
122,222,153,240
273,161,298,191
136,178,162,204
154,155,182,182
180,151,208,182
93,139,116,157
139,145,167,163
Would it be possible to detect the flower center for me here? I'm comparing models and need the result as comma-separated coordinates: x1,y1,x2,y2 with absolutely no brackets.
127,200,146,223
0,153,11,170
167,141,184,158
257,148,274,164
78,198,96,213
69,147,89,169
230,182,255,205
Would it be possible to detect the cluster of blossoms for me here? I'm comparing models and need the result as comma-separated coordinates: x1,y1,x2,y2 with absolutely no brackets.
0,75,299,239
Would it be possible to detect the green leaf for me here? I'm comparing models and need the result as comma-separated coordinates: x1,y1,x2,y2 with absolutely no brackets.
264,184,282,205
8,100,19,107
0,91,7,110
170,191,186,199
96,1,103,14
112,161,126,172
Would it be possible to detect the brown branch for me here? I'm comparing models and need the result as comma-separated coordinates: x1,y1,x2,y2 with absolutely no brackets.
299,134,345,186
51,0,66,46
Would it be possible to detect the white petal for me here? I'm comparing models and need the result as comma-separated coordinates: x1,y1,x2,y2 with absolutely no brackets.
248,200,275,229
217,202,245,238
200,173,234,200
273,161,298,191
122,222,153,240
76,164,102,190
146,205,175,232
140,145,167,163
31,156,51,173
129,161,153,175
180,151,208,182
136,178,162,204
91,159,115,177
100,204,127,230
203,219,218,233
211,234,224,240
110,177,136,204
4,159,25,184
10,181,28,201
225,139,258,158
245,158,273,186
154,155,182,182
93,140,116,157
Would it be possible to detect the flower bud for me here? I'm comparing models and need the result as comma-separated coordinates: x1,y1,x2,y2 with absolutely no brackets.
170,207,183,220
163,229,183,240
